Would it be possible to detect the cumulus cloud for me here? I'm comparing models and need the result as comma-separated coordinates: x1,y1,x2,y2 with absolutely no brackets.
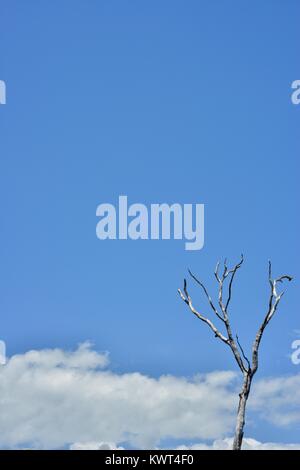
0,343,299,450
176,438,300,450
70,438,300,451
5,341,109,371
250,374,300,426
70,441,124,450
0,343,237,449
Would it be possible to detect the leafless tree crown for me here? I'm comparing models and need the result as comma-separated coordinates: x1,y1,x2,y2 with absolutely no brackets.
178,255,293,375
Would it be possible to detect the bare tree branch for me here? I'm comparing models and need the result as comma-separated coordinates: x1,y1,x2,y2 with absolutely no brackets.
187,269,225,323
178,257,293,451
214,260,221,283
177,282,229,345
213,256,247,373
251,262,293,375
225,254,244,311
179,257,248,374
236,335,251,372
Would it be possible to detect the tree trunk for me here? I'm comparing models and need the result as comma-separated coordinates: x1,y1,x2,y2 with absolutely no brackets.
232,373,252,450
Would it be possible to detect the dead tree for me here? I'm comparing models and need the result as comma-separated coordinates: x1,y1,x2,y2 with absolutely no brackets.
178,255,292,450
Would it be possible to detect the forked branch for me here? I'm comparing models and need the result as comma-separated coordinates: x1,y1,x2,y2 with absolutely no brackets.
178,280,228,345
178,256,293,451
178,255,248,373
178,256,293,377
251,261,293,375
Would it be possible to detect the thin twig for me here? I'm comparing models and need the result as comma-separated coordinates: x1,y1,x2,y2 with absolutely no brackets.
188,269,225,323
236,335,251,372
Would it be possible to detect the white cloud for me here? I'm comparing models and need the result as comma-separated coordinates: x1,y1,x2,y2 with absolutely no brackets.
0,343,237,449
70,438,300,451
5,341,109,371
70,441,124,450
176,437,300,450
250,375,300,426
0,343,299,450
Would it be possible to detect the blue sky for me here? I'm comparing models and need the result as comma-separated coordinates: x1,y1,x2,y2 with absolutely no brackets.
0,0,299,448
